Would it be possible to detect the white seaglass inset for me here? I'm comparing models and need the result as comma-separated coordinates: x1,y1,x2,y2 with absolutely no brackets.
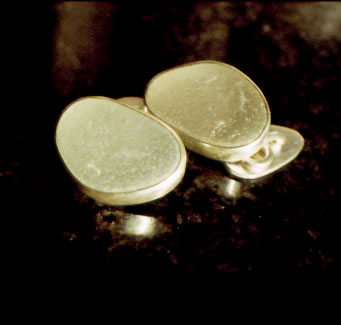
56,96,186,205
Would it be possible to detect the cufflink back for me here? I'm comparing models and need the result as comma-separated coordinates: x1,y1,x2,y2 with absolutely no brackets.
144,60,304,180
55,96,186,205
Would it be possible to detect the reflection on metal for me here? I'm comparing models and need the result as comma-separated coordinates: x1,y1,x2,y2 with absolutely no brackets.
55,96,187,206
144,60,304,180
117,96,147,113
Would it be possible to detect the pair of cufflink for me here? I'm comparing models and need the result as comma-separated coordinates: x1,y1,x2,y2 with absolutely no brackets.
55,60,304,206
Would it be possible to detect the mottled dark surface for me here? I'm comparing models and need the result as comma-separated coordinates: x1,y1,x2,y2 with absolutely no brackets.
2,2,340,271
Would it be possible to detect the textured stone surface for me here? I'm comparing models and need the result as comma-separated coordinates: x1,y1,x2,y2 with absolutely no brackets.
56,97,181,193
2,2,340,271
145,62,269,148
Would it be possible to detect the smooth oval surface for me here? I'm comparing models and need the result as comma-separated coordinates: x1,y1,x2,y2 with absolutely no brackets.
55,96,186,206
145,61,270,162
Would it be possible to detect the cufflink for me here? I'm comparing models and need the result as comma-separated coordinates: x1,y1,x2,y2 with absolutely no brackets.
143,60,304,180
55,96,186,206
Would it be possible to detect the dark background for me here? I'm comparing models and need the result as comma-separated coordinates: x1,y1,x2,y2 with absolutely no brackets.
2,1,340,271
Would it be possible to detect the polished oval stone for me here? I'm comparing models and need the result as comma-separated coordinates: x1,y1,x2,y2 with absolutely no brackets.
145,61,271,162
55,96,186,206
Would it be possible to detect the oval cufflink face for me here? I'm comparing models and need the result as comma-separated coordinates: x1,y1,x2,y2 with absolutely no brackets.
55,96,186,206
145,61,271,162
